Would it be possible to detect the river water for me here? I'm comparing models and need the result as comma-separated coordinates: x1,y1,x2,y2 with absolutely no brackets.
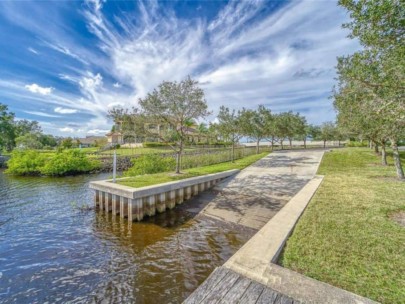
0,171,254,303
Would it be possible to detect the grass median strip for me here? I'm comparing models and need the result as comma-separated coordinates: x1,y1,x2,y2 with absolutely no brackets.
117,152,269,188
280,148,405,304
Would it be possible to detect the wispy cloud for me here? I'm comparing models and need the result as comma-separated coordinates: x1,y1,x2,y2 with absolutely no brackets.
54,107,78,114
87,128,109,135
28,47,39,55
0,0,359,136
24,111,60,118
59,127,75,133
25,83,54,95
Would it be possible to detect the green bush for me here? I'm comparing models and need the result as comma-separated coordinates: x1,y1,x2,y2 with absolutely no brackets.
346,140,368,147
40,150,100,176
143,142,175,148
125,154,176,176
6,149,100,176
5,150,46,175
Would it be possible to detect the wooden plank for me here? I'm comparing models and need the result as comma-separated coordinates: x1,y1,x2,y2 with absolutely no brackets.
200,270,240,303
274,295,294,304
219,277,252,304
237,281,265,304
185,267,230,304
255,287,279,304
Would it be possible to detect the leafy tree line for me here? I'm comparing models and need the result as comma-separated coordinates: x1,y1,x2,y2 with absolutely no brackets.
0,103,60,152
333,0,404,179
109,77,345,173
213,106,345,161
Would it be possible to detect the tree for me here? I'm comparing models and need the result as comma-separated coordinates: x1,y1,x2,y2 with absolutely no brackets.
39,134,58,148
335,0,405,179
292,113,307,148
60,137,74,149
217,106,243,162
107,107,145,143
320,122,336,148
307,124,321,142
275,112,296,149
14,120,42,138
0,103,16,152
240,105,272,154
15,133,43,150
197,122,209,143
138,76,210,173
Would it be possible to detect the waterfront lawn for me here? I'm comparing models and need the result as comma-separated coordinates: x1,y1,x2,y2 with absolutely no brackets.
280,148,405,304
118,152,269,188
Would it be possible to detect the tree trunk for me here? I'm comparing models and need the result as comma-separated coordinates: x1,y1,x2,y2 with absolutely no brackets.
175,141,183,174
281,139,284,150
390,139,404,179
175,152,181,174
256,139,260,154
323,140,326,148
381,144,388,166
271,138,274,151
289,138,292,149
231,142,235,162
338,140,341,147
374,142,379,154
304,138,307,149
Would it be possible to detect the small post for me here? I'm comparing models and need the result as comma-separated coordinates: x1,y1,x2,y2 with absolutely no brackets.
113,149,117,183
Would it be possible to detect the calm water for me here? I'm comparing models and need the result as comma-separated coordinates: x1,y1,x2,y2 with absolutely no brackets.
0,171,254,303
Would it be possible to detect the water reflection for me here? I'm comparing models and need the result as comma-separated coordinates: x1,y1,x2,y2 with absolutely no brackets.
0,171,254,303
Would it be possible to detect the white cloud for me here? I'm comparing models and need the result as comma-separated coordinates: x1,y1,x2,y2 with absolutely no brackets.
1,0,361,136
25,83,54,95
79,72,103,92
59,127,75,133
28,47,39,55
107,102,124,108
87,128,109,135
24,111,60,118
54,107,78,114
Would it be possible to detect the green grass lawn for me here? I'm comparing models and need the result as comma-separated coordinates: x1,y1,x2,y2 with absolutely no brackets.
280,148,405,304
118,152,269,188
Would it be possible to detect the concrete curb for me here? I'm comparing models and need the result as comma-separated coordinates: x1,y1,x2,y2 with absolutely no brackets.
224,175,324,275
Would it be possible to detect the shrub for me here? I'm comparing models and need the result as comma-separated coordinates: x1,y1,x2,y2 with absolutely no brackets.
40,150,100,176
143,142,174,148
5,150,46,175
125,154,176,176
346,141,368,147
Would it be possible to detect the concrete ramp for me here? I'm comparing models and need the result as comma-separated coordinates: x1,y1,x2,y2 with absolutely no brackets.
200,150,325,230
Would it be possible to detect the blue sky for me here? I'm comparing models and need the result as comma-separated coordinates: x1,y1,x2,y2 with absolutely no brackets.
0,0,358,136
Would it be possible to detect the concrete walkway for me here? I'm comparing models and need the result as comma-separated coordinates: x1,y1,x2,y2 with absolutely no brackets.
186,149,377,304
200,149,325,230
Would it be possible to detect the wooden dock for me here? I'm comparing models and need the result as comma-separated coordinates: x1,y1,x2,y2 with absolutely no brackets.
184,267,299,304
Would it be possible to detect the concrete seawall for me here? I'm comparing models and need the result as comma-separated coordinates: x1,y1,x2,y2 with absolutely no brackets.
89,169,239,221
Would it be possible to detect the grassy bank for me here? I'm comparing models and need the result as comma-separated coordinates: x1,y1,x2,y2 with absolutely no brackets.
280,148,405,303
118,152,269,188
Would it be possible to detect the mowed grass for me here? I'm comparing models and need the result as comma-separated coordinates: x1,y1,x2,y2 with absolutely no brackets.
280,148,405,304
118,152,269,188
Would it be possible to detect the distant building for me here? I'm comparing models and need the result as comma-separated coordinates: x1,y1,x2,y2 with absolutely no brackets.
106,121,124,145
77,136,106,148
107,119,209,144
